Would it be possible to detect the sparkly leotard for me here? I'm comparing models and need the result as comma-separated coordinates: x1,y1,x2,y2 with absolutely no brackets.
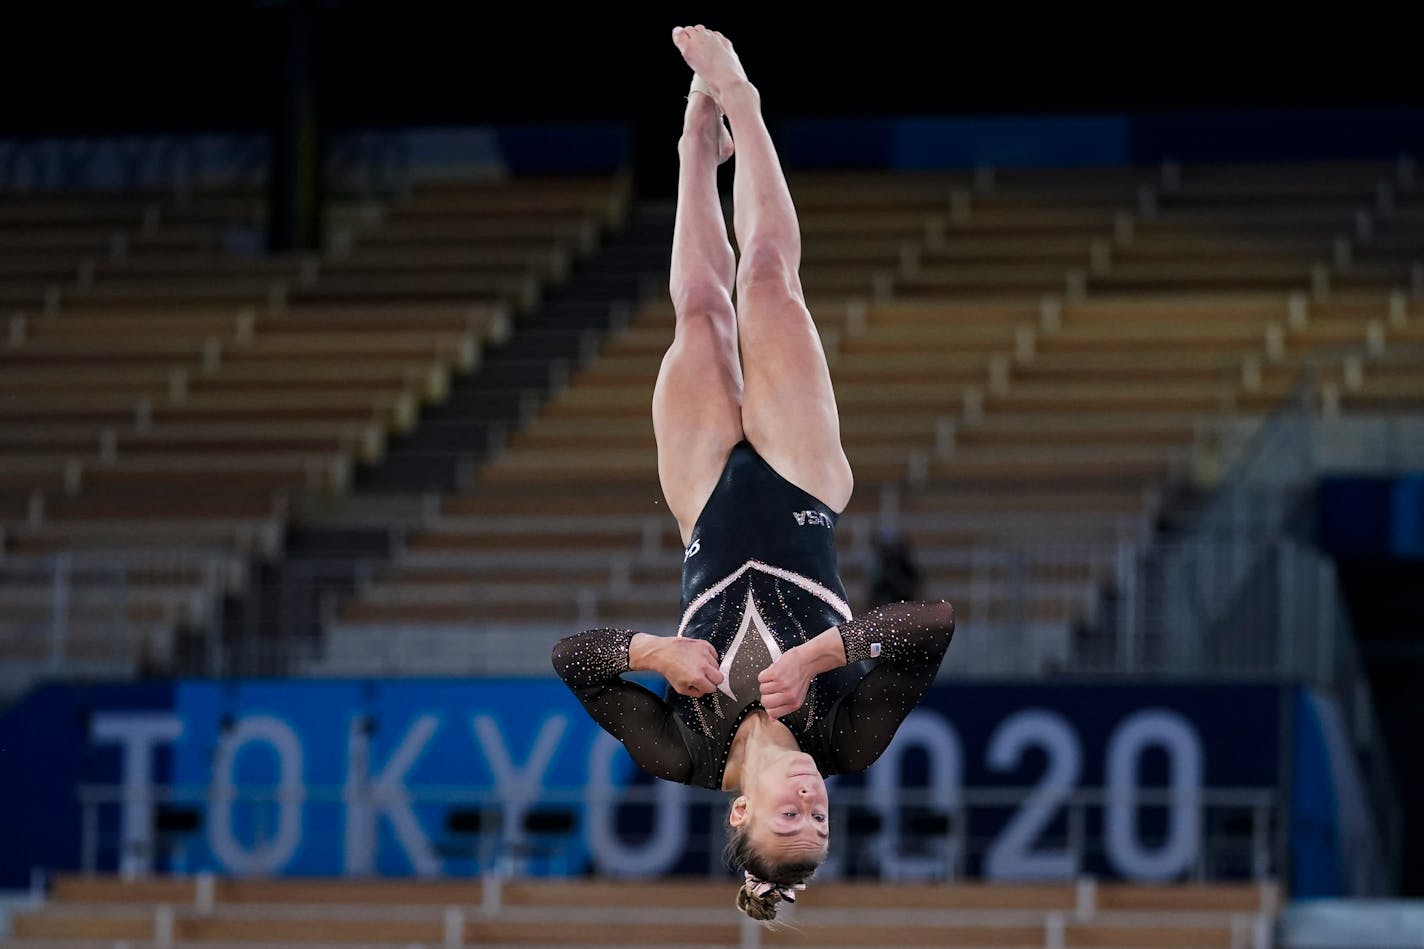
552,441,954,790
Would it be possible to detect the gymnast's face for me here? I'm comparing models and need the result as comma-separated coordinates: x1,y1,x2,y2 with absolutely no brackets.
729,750,830,862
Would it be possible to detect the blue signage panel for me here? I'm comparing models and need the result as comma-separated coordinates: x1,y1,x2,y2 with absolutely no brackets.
0,679,1285,886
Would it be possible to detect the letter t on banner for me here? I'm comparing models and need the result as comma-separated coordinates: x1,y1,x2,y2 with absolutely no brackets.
91,713,184,879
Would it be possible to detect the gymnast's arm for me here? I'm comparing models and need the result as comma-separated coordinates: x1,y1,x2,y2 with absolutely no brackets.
550,629,723,784
757,600,955,771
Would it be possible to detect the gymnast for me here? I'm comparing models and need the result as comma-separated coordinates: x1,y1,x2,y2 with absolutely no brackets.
552,25,955,921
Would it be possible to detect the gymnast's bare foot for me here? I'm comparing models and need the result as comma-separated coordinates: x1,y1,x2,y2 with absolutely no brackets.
672,25,751,104
685,74,734,165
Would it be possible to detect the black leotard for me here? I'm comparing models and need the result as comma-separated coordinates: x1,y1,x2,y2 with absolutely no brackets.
552,441,954,790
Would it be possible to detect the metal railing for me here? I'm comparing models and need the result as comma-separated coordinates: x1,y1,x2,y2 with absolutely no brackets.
73,782,1283,886
0,552,240,699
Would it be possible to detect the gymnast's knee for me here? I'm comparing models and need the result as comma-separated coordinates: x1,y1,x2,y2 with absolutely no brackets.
736,243,801,305
671,281,735,325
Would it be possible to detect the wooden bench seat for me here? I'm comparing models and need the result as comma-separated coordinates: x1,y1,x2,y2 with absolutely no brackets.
0,629,174,665
174,368,442,402
924,235,1093,262
2,338,219,364
867,300,1042,325
1088,269,1314,294
230,330,476,360
65,278,278,304
265,301,507,333
955,422,1196,451
797,265,887,295
322,247,564,277
929,449,1171,485
6,519,282,557
406,527,657,553
0,284,55,307
1330,264,1418,291
346,231,574,257
1098,258,1318,282
92,256,302,280
1018,349,1247,376
0,231,122,254
907,480,1151,508
16,312,250,341
1,584,207,621
68,456,347,495
22,391,409,432
0,258,83,281
800,234,913,263
1032,328,1269,354
0,370,170,395
372,216,598,243
904,262,1078,286
382,562,617,587
441,485,667,518
7,512,283,553
947,205,1120,231
1136,212,1352,236
41,493,286,520
836,328,1025,355
1062,294,1290,319
791,192,959,215
289,271,535,303
0,200,149,226
982,385,1233,413
799,210,937,238
400,182,625,216
1114,234,1334,258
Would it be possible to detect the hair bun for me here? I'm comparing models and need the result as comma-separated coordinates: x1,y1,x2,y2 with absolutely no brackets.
736,880,782,921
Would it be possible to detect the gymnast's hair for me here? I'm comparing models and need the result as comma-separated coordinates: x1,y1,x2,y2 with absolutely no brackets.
723,807,821,922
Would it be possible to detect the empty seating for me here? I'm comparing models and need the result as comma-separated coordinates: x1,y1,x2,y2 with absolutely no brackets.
1,175,628,691
325,158,1419,678
9,875,1279,949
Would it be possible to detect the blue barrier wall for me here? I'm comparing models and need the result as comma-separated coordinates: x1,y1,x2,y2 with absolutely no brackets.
1319,474,1424,560
0,679,1302,886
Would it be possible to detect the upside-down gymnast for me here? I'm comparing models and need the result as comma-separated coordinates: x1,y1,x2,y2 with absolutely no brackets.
552,25,956,921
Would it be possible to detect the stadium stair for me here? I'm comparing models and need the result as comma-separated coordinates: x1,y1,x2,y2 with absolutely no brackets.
217,203,675,674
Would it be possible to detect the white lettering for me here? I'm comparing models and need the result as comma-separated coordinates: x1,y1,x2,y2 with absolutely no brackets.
344,714,441,877
585,732,687,876
472,714,566,872
208,716,304,876
90,713,183,878
984,709,1082,880
1105,710,1202,880
865,710,962,880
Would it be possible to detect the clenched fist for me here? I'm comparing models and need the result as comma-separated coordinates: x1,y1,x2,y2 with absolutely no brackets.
631,633,724,698
758,647,814,718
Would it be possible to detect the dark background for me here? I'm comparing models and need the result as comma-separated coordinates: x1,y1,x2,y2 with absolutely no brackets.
2,2,1417,136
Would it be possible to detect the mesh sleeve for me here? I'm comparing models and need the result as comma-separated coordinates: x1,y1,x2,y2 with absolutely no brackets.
551,628,695,784
827,600,955,773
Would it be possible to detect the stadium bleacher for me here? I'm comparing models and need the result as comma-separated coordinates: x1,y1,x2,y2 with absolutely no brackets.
0,174,629,692
9,874,1280,948
311,158,1418,677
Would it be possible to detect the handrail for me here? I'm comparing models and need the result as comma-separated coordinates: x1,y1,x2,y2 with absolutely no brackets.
72,780,1283,887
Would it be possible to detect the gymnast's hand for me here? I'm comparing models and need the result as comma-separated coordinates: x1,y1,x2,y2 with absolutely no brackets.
758,648,815,718
630,633,724,697
759,627,850,718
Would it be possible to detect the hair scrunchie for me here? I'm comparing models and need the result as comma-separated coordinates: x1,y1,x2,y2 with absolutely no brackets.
743,871,806,904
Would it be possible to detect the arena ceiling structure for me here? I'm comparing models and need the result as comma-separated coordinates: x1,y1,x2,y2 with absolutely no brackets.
3,3,1418,141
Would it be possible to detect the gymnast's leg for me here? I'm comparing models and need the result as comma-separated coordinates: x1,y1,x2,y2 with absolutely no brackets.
653,72,746,545
671,25,853,514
